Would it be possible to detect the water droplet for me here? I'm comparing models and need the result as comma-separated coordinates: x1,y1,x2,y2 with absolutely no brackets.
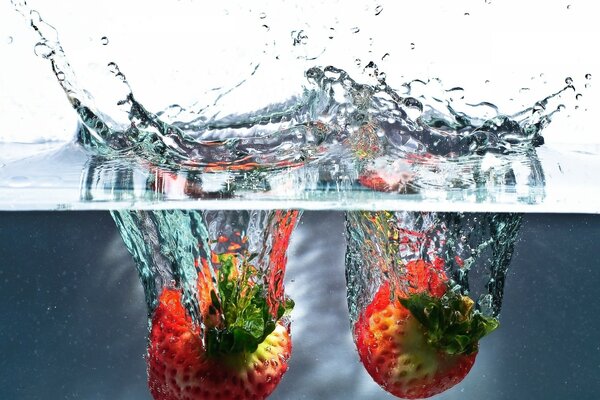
410,42,415,50
565,77,573,85
291,30,308,46
107,62,119,74
259,12,267,19
351,27,360,34
381,53,390,60
585,73,592,80
375,5,383,15
34,41,53,59
576,93,582,100
6,36,13,44
100,36,109,45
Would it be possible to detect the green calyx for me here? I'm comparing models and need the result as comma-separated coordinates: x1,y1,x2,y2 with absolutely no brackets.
399,291,499,355
205,255,293,356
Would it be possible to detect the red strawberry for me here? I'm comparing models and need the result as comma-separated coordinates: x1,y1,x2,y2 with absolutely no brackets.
354,260,498,399
148,254,294,400
357,157,415,193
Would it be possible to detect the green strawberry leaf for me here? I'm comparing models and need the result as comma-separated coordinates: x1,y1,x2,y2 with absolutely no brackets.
205,253,293,356
400,291,499,355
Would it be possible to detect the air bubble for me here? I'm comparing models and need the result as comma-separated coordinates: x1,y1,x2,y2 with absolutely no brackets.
464,12,470,16
355,58,361,67
6,36,13,44
351,27,360,34
410,42,415,50
585,73,592,80
262,24,270,31
381,53,390,61
259,12,267,19
56,71,65,81
100,36,109,45
375,5,383,15
576,93,582,100
565,77,573,85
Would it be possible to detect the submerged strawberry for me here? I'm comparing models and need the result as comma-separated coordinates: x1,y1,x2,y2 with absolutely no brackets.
148,255,293,400
355,259,498,399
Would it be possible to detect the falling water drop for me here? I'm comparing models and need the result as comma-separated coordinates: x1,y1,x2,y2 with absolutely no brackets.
375,5,383,16
100,36,109,45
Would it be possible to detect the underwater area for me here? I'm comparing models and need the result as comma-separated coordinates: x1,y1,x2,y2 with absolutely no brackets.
1,212,600,399
1,0,600,399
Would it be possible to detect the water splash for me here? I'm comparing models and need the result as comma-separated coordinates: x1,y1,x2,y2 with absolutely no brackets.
11,0,578,191
345,211,523,323
112,209,300,328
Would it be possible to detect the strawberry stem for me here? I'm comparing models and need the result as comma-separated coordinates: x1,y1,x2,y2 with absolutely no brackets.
400,291,499,355
205,254,293,356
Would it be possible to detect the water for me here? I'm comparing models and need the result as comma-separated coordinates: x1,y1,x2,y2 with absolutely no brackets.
3,0,596,213
2,212,600,399
1,1,599,399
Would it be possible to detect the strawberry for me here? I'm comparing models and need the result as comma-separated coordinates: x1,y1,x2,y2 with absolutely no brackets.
354,259,498,399
357,157,415,193
148,254,294,400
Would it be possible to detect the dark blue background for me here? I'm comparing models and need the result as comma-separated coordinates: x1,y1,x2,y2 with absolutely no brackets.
1,212,599,399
